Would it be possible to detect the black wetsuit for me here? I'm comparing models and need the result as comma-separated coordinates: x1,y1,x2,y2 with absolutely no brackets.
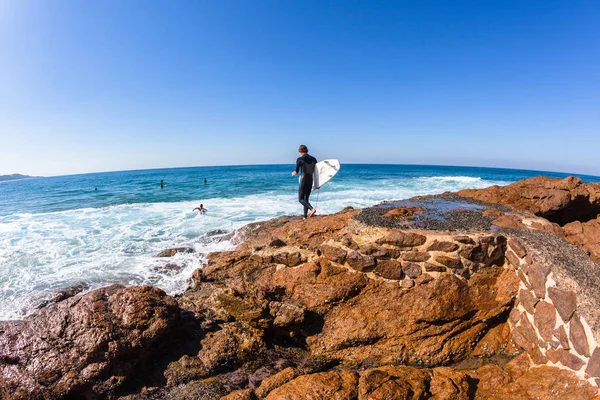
295,154,318,217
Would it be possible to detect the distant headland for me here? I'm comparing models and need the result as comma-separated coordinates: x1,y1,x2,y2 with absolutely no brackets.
0,174,39,182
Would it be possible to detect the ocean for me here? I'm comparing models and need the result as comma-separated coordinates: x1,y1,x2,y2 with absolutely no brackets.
1,164,599,321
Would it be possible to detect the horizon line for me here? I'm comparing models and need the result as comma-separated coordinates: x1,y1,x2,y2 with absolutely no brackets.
8,162,600,181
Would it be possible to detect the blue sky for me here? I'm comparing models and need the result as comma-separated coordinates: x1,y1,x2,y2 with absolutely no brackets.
1,0,599,176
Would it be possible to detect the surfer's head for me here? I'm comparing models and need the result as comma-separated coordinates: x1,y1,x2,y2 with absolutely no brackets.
298,145,308,154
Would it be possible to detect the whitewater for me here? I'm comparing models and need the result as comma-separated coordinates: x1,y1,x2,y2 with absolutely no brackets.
1,164,598,320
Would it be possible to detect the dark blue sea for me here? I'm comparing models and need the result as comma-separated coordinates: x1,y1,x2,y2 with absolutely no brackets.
1,164,598,320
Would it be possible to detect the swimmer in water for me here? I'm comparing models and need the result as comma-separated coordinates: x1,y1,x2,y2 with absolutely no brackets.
193,204,207,214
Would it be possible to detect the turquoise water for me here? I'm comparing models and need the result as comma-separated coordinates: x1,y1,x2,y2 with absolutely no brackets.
1,164,598,320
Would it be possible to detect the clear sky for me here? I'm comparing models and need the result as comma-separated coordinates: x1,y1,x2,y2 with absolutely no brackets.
1,0,599,177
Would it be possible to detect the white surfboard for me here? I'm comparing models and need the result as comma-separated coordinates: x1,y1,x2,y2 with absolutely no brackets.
313,159,340,189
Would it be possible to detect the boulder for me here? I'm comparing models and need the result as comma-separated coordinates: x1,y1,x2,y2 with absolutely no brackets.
156,247,194,257
305,267,519,367
0,285,180,399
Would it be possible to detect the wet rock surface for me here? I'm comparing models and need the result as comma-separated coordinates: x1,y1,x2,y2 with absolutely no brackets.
0,285,181,399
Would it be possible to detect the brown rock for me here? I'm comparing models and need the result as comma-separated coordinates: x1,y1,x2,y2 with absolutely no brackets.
509,308,522,324
373,259,404,280
415,273,434,285
401,279,415,288
546,348,564,363
518,289,539,314
221,389,255,400
346,251,376,272
402,262,423,279
483,209,505,217
508,365,596,399
560,352,585,371
530,347,549,365
508,238,527,258
458,176,598,224
255,367,298,398
216,292,265,322
506,250,521,268
472,322,519,357
492,215,526,229
168,379,227,400
564,217,600,264
512,315,538,353
527,263,550,299
306,269,519,368
358,366,430,399
425,263,446,273
533,301,557,341
401,251,431,262
554,325,571,350
341,236,360,250
164,355,208,386
266,259,368,312
517,270,532,289
269,302,305,327
454,235,475,245
273,251,304,267
156,247,194,257
0,285,180,399
458,241,504,267
427,240,459,252
547,287,577,323
569,313,591,357
459,176,600,261
360,245,402,259
376,231,427,247
548,340,560,349
470,364,529,398
429,367,472,399
383,206,425,218
197,322,265,374
320,244,347,264
264,371,358,400
585,348,600,378
269,238,287,247
435,255,461,269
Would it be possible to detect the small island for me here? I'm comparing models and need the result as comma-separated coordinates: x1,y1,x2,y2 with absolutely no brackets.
0,174,38,182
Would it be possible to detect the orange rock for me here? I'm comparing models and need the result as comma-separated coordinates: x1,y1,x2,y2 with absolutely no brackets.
471,322,519,357
383,206,425,218
264,371,359,400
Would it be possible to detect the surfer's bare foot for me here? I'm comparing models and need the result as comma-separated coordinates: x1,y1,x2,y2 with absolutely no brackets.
308,208,316,218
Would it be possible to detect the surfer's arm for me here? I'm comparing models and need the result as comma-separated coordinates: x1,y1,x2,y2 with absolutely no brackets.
293,158,302,176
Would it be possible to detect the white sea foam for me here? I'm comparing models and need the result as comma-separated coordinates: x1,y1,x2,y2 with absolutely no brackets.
0,175,509,320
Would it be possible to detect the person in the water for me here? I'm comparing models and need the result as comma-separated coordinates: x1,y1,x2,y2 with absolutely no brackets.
193,204,207,214
292,144,317,218
160,180,164,189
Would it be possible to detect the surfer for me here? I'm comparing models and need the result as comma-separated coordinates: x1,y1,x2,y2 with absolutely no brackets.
193,204,207,214
160,180,164,189
292,145,317,218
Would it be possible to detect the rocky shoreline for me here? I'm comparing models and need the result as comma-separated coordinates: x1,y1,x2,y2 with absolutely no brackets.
2,176,600,399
